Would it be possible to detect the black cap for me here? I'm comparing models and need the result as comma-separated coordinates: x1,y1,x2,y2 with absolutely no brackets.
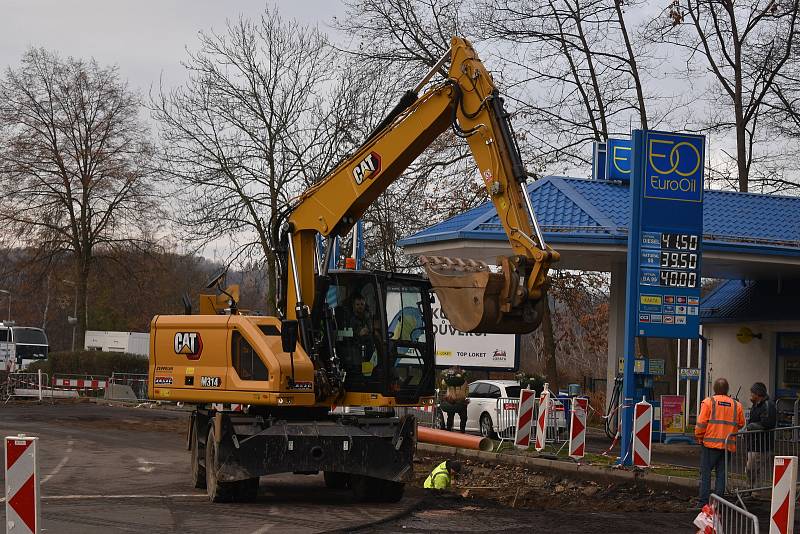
446,460,462,473
751,382,768,397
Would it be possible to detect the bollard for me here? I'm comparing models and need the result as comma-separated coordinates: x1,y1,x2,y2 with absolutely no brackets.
514,389,536,449
535,384,551,452
569,397,588,460
36,371,42,403
632,398,652,467
770,456,798,534
4,434,40,534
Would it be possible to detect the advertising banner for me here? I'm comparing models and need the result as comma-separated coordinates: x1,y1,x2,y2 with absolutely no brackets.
660,395,686,434
431,301,518,370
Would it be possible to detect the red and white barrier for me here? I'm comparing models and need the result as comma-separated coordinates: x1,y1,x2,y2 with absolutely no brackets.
569,397,588,459
770,455,798,534
4,435,40,534
514,389,536,449
52,378,108,390
534,384,551,452
632,398,652,467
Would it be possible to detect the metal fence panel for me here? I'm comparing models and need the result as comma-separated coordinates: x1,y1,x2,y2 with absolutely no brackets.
109,372,148,400
709,493,759,534
495,397,519,442
3,372,53,403
726,426,800,498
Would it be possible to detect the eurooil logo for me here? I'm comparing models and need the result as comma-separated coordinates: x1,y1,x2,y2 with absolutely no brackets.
352,152,381,185
644,133,704,202
174,332,203,360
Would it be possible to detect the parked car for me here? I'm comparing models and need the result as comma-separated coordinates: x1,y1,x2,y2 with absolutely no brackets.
436,379,567,439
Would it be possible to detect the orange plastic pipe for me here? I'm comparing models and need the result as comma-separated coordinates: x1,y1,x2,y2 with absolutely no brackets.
417,426,494,452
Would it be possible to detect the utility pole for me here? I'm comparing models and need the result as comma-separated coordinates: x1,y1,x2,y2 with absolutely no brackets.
0,289,10,322
63,280,78,351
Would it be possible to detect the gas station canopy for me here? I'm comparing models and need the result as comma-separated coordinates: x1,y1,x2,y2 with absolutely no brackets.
399,176,800,279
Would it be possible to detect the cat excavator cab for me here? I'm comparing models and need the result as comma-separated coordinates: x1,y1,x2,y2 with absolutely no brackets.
148,36,558,503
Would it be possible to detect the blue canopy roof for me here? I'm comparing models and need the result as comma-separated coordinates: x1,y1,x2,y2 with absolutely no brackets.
400,176,800,259
701,279,800,323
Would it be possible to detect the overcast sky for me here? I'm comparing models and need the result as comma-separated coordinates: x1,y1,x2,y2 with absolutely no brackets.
0,0,343,94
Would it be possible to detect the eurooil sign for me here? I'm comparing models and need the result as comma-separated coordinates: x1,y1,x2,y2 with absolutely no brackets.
631,130,705,339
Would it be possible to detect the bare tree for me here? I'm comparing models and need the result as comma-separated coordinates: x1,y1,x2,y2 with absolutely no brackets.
0,48,156,348
152,8,378,313
478,0,659,171
652,0,799,192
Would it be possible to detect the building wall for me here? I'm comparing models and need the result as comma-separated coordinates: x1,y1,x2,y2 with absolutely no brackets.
703,321,800,400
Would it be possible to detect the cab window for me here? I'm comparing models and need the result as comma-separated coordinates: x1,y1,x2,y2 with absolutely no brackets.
232,331,268,381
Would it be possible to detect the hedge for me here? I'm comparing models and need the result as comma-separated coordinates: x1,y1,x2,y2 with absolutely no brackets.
28,351,148,377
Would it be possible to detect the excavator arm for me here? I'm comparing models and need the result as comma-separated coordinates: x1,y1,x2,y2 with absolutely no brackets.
283,37,559,336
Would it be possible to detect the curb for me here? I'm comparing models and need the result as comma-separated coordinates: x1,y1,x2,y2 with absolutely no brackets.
418,442,698,495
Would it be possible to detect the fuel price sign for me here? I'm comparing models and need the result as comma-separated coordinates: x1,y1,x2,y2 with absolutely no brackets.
627,130,705,339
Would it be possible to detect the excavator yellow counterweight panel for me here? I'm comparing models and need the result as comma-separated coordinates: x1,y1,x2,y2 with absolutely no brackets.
148,314,316,406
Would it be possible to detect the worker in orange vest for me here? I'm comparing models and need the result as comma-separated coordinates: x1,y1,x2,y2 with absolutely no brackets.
695,378,745,503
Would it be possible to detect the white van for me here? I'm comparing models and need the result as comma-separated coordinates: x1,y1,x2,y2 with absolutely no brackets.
0,325,49,370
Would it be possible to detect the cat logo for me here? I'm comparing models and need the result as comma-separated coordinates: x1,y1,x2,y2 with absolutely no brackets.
174,332,203,360
352,152,381,185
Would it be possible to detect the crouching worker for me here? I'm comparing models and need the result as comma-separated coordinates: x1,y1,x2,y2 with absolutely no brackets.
424,459,462,490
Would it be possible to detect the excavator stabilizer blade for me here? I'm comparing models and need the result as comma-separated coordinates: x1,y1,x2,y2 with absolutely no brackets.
422,256,544,334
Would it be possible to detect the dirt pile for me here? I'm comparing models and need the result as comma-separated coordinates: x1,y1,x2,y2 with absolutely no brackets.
413,454,691,513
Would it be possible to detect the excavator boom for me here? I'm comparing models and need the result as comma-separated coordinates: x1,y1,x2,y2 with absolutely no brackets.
284,37,559,335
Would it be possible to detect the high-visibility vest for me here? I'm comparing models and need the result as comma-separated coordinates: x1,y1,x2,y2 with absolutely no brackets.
424,461,451,489
695,395,745,452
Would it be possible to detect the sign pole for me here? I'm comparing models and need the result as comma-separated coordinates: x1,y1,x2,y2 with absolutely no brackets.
620,131,645,465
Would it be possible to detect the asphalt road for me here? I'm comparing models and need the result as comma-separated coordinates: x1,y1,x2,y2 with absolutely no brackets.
0,402,420,533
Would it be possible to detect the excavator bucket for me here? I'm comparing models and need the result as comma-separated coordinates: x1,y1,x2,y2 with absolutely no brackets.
421,256,545,334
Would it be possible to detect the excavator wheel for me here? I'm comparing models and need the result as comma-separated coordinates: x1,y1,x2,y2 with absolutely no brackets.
205,427,251,503
190,422,206,489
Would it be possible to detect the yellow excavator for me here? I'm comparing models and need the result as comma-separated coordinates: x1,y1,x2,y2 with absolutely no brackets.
148,37,558,502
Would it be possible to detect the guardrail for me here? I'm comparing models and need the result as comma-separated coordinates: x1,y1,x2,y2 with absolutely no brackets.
708,493,759,534
725,425,800,501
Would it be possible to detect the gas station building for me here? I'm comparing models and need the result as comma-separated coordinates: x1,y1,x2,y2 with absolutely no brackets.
400,175,800,420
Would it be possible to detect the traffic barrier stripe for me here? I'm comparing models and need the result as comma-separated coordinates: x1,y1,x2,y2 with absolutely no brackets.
633,399,653,467
52,378,108,389
569,397,588,459
514,389,536,449
5,435,40,534
770,455,798,534
535,386,551,452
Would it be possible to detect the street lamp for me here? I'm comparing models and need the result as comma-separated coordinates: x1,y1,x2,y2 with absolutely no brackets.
0,289,10,322
62,280,78,352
